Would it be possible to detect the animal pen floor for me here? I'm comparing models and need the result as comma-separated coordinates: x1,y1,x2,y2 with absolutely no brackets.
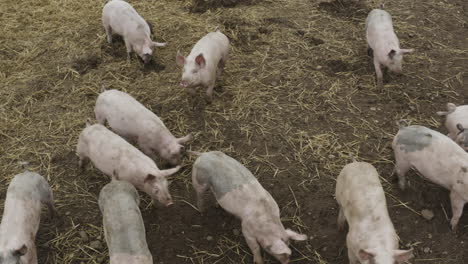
0,0,467,263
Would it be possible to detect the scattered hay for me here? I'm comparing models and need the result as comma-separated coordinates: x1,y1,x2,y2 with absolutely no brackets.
0,0,466,263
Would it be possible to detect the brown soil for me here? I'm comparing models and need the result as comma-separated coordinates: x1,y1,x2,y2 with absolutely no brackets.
0,0,467,263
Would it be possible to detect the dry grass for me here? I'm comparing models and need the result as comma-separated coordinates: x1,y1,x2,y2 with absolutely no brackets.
0,0,467,263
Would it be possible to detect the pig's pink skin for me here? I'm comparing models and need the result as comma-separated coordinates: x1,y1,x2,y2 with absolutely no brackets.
393,125,468,230
437,103,468,151
102,0,166,63
366,9,413,87
192,151,306,264
99,181,153,264
95,89,191,166
335,162,414,264
77,124,180,206
0,172,55,264
176,29,229,102
110,254,153,264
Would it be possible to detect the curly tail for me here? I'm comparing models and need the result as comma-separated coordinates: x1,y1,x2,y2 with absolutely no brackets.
86,118,93,127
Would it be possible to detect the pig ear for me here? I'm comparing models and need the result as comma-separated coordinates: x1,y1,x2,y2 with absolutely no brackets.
13,244,28,257
144,174,156,183
269,240,291,255
388,49,396,59
400,48,414,54
393,249,414,263
152,41,167,47
176,51,185,67
159,166,181,178
358,249,376,260
195,53,206,68
285,229,307,241
177,134,192,144
457,123,465,132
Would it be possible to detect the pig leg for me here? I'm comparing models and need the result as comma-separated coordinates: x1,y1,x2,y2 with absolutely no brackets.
337,206,346,230
30,245,38,264
373,57,383,87
42,189,58,218
192,169,209,212
348,248,359,264
124,38,133,60
78,155,89,170
104,24,113,44
217,57,227,78
242,227,264,264
449,191,466,231
367,46,373,57
205,83,215,103
394,156,411,190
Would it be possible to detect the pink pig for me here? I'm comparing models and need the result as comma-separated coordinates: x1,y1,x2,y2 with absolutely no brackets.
95,89,191,165
0,171,56,264
192,151,306,264
393,124,468,230
176,28,229,102
102,0,166,63
77,123,180,206
366,8,413,87
437,103,468,151
335,161,414,264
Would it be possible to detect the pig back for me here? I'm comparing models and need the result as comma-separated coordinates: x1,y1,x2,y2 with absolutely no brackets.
99,181,151,257
7,171,52,202
96,90,168,136
366,9,392,29
194,151,257,199
393,125,468,188
102,0,149,37
336,162,388,220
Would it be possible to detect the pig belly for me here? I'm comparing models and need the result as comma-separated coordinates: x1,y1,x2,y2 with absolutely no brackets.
110,253,152,264
217,183,272,219
399,149,458,189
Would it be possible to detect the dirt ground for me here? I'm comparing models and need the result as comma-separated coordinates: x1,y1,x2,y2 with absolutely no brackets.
0,0,467,263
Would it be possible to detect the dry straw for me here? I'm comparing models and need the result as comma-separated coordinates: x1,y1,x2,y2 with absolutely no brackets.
0,0,466,263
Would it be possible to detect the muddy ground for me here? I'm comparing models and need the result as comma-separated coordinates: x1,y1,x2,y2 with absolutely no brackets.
0,0,467,263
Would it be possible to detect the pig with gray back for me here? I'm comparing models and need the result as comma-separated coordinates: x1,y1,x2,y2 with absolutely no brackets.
102,0,166,63
437,103,468,151
366,7,413,87
191,151,306,264
393,124,468,230
176,28,229,103
0,171,56,264
99,180,153,264
77,122,181,206
95,89,191,166
335,161,414,264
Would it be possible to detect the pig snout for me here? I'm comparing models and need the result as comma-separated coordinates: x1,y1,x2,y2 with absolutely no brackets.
142,54,152,64
180,80,189,87
157,192,173,206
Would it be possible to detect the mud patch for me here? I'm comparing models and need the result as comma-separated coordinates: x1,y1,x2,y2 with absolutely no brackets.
296,30,325,46
265,17,297,29
326,59,351,73
190,0,257,13
221,16,260,47
317,0,370,20
71,55,101,75
141,59,166,73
